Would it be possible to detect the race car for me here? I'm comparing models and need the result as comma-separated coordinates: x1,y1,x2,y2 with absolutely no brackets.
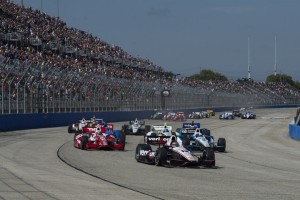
68,118,87,133
241,111,256,119
232,110,242,117
74,124,125,150
176,122,226,152
144,123,174,143
164,112,186,121
207,109,215,116
122,118,151,135
135,135,215,167
67,116,107,133
187,112,203,119
219,112,235,119
150,112,165,120
201,111,210,118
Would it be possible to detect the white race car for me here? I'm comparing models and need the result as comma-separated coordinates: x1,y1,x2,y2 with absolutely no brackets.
144,123,173,143
219,112,235,120
122,118,151,135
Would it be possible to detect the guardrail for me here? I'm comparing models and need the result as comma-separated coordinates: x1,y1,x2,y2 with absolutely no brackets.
1,105,298,132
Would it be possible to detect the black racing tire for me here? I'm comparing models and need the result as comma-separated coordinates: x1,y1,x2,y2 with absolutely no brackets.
119,132,126,150
135,144,152,162
203,148,215,162
155,148,167,166
217,138,226,152
80,135,88,150
219,115,222,119
68,125,73,133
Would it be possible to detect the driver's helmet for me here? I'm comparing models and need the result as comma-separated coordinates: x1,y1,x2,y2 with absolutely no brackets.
95,126,101,134
81,118,86,123
163,128,169,133
171,141,179,148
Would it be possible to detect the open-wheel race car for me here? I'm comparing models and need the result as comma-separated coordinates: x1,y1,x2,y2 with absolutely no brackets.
135,135,215,168
122,118,151,135
144,123,174,143
176,122,226,152
67,116,107,133
219,112,235,120
74,123,126,151
241,111,256,119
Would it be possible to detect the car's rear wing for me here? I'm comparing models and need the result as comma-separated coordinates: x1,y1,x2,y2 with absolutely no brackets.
152,125,172,132
182,122,200,129
180,128,197,136
130,120,145,125
146,135,170,145
82,124,113,133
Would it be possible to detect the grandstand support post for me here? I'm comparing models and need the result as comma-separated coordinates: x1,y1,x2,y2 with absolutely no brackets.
53,74,63,113
94,81,101,112
59,85,61,112
46,86,49,113
151,87,156,110
16,66,30,114
161,87,170,110
64,89,67,113
8,76,17,114
94,84,98,112
2,62,14,114
84,84,89,112
23,74,32,113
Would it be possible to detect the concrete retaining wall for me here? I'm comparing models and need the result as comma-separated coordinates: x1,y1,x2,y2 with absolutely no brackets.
1,105,300,142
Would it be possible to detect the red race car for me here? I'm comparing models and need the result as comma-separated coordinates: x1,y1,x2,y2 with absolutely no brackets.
74,124,126,151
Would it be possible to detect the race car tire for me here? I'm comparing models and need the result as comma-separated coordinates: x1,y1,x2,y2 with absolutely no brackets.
219,115,222,119
67,125,73,133
155,148,167,166
217,138,226,152
81,136,88,150
203,148,215,162
119,132,126,150
135,144,152,162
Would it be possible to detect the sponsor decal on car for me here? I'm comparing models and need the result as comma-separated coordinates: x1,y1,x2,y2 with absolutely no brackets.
140,150,151,156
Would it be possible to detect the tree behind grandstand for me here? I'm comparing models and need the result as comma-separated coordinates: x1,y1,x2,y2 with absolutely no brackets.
188,69,228,81
266,74,300,90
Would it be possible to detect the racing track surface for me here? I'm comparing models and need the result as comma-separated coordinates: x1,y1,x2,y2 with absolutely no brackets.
1,108,300,200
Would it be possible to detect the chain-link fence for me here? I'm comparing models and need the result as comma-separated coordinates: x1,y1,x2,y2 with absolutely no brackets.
2,58,298,115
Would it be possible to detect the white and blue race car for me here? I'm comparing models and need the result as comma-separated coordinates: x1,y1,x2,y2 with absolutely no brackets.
122,118,151,135
176,122,226,152
241,111,256,119
219,112,235,120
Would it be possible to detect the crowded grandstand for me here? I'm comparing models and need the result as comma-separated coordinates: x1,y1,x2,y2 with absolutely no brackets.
1,1,300,114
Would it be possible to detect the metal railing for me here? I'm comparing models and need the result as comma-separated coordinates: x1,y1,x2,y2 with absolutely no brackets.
1,59,299,115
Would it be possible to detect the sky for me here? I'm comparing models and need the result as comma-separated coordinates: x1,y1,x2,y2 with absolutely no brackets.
12,0,300,81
